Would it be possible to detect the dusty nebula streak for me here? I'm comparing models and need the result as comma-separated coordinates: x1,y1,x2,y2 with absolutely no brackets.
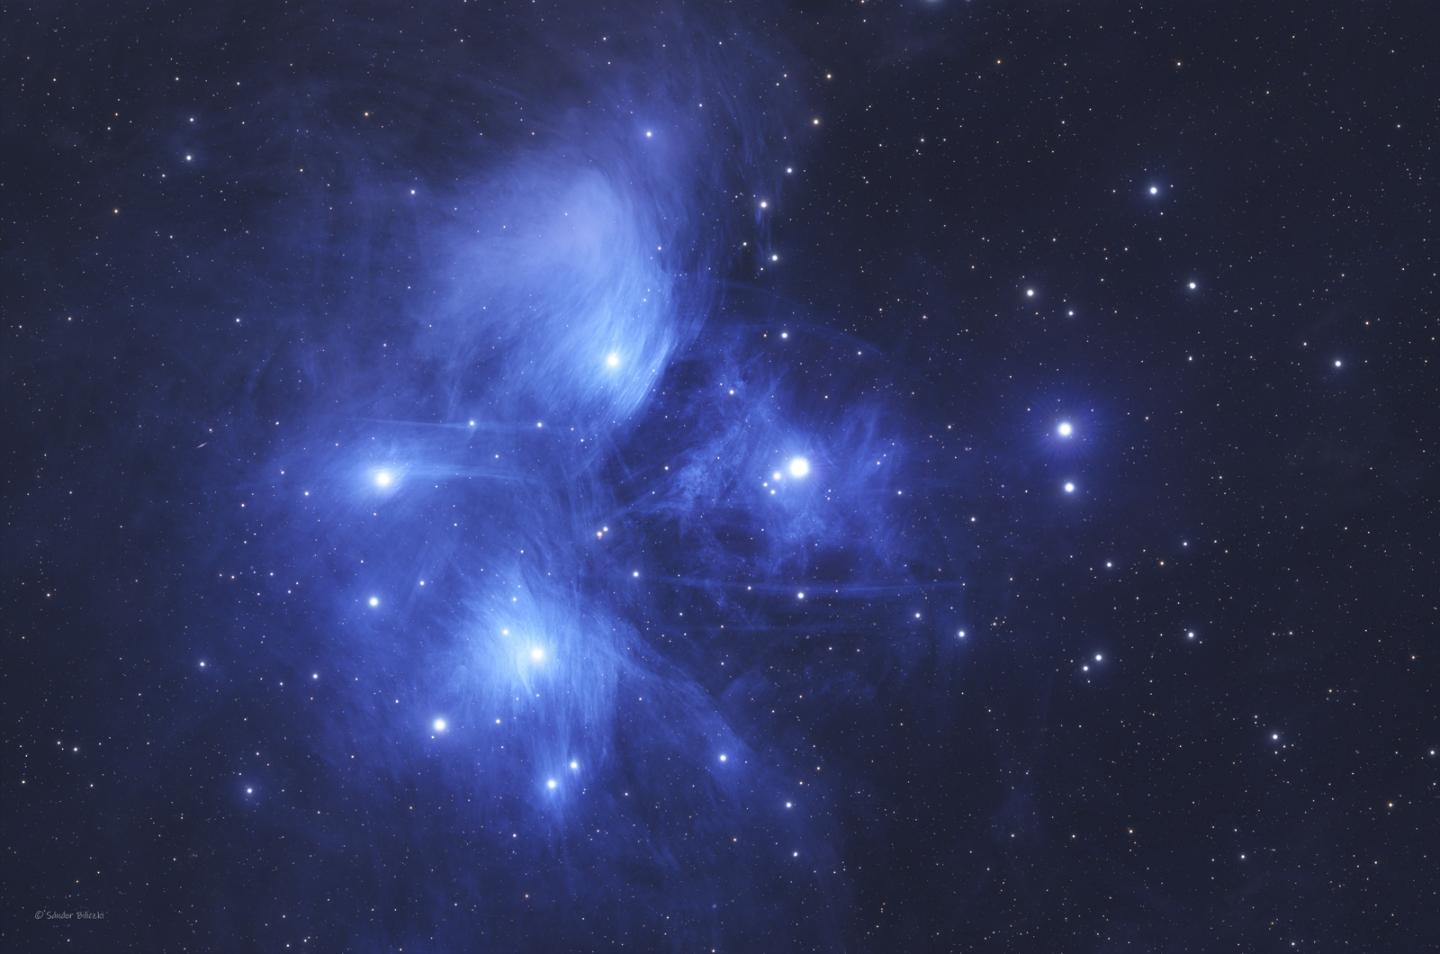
6,0,1437,950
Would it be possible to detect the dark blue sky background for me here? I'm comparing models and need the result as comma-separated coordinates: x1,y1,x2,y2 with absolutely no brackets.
3,1,1436,950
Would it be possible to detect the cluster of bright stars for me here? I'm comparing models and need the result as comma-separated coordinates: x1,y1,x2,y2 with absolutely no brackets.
762,456,812,495
279,158,1349,842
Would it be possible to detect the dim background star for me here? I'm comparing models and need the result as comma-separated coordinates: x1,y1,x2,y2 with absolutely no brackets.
1,1,1433,951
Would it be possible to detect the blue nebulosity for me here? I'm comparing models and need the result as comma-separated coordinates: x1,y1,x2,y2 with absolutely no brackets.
0,1,993,949
158,4,944,949
11,0,1439,949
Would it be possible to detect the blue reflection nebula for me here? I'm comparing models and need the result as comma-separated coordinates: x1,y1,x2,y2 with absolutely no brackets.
174,4,956,948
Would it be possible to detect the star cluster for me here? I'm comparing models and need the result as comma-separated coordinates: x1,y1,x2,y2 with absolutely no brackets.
3,1,1436,951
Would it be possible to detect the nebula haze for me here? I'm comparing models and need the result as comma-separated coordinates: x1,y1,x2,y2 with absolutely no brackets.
6,0,1436,951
